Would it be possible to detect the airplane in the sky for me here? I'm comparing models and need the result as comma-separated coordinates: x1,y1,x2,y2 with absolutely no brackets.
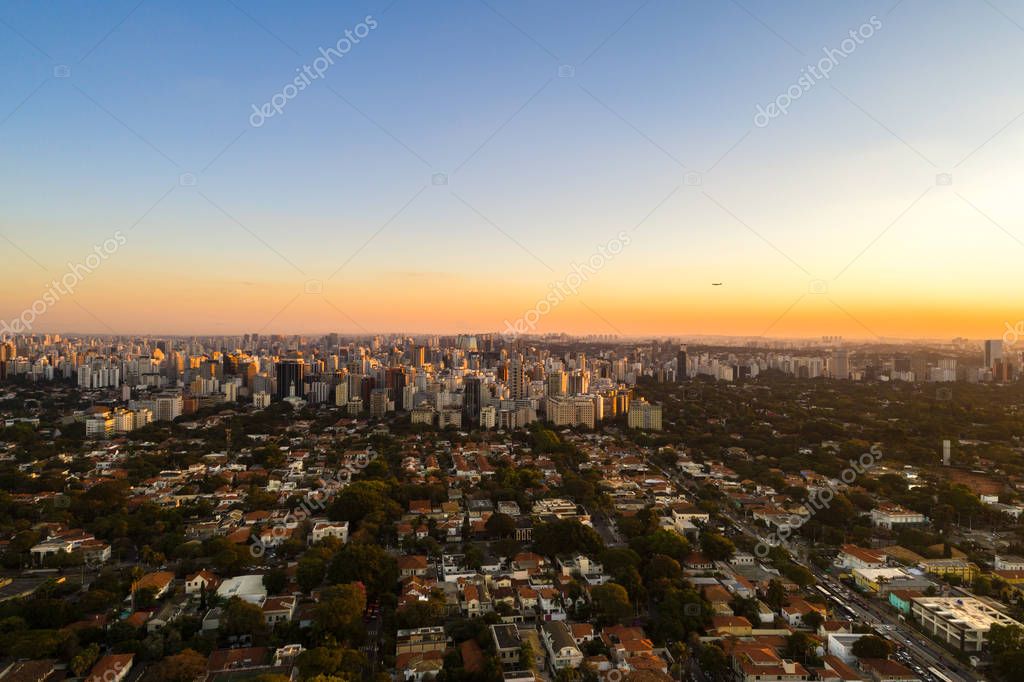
711,282,723,286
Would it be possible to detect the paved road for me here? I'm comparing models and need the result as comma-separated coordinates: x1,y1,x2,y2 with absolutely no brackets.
643,457,980,682
720,509,977,682
593,510,624,547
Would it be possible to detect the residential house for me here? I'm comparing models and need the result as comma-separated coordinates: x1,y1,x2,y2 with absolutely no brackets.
262,596,297,626
398,555,430,578
491,623,522,665
781,598,827,628
309,520,349,545
132,571,175,600
541,621,583,672
837,545,887,570
86,654,133,682
185,570,219,596
857,658,917,682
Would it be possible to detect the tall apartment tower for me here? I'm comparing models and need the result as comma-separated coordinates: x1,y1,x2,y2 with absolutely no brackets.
546,370,567,397
831,350,849,380
509,357,528,400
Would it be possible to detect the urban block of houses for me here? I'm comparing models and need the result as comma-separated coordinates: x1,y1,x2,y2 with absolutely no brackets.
29,529,111,565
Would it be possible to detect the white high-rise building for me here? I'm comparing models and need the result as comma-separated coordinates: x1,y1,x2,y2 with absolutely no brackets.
334,381,349,406
510,357,528,400
86,414,114,439
627,399,662,431
155,393,183,422
830,350,850,379
479,405,497,429
113,408,135,433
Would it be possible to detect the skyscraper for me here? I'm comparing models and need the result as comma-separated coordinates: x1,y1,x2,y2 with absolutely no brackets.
275,354,306,400
830,350,849,380
386,367,407,410
984,340,1003,369
463,375,483,424
677,344,688,381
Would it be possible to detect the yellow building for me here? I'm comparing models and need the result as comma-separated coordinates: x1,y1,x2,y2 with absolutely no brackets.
918,559,979,582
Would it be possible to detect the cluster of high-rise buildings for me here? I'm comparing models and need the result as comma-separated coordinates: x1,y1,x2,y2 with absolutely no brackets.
0,333,657,432
0,334,1019,439
672,341,1016,383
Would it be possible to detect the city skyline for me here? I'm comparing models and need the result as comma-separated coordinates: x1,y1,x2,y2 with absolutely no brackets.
4,1,1024,338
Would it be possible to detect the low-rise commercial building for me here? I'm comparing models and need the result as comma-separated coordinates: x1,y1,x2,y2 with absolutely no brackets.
911,597,1022,652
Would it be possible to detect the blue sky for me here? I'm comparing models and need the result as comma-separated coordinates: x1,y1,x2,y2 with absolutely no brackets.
3,0,1024,337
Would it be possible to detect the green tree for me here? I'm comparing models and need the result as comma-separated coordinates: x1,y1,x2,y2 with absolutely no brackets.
698,643,729,679
327,543,397,600
71,643,101,677
590,583,632,625
312,585,366,644
600,548,642,578
222,598,267,640
765,579,787,611
803,609,824,631
631,529,690,562
699,533,735,561
644,554,683,583
263,568,287,595
296,646,367,679
297,556,327,593
326,481,401,527
484,513,515,539
989,624,1024,681
150,649,208,682
652,588,706,642
532,519,604,558
851,634,892,659
784,632,818,664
